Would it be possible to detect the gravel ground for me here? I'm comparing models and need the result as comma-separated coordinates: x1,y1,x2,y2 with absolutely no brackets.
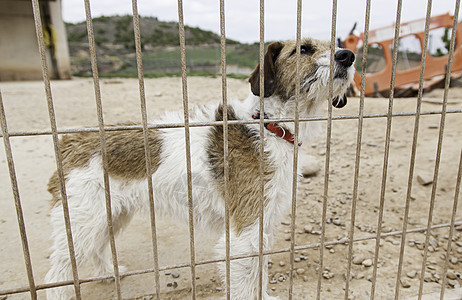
0,77,461,299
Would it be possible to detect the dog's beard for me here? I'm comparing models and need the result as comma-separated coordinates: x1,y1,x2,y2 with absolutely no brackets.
301,61,354,107
302,71,350,99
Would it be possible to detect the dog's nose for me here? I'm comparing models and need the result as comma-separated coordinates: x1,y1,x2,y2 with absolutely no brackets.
335,49,355,67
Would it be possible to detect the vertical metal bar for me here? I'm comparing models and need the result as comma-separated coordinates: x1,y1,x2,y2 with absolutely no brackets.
30,0,81,297
218,1,231,299
258,0,265,299
83,1,122,298
439,148,462,299
288,0,302,298
370,1,403,299
343,0,371,299
393,1,433,299
316,1,337,299
0,90,37,299
130,1,161,299
417,1,461,298
177,1,197,298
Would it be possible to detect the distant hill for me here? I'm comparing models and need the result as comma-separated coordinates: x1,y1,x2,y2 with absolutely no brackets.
66,15,239,48
66,15,259,77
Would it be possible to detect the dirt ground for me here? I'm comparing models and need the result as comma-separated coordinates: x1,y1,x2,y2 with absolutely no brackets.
0,77,461,299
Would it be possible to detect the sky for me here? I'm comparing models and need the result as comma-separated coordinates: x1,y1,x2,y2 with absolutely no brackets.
62,0,459,43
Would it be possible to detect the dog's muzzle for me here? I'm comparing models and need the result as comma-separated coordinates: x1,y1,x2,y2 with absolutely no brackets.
333,49,355,80
331,49,354,109
335,49,355,68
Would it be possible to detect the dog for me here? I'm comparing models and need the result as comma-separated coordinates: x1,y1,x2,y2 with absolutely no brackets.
45,38,355,299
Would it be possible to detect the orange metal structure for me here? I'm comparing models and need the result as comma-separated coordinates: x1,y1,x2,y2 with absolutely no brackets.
343,13,462,96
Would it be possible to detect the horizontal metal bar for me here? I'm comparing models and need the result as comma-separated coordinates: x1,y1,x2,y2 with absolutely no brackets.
2,220,460,297
1,109,461,138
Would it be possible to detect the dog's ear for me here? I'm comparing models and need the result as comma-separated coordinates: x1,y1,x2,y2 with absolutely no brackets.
332,94,347,108
249,42,284,98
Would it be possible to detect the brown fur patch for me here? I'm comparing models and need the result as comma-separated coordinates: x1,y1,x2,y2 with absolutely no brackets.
248,42,284,98
207,105,274,234
48,125,163,206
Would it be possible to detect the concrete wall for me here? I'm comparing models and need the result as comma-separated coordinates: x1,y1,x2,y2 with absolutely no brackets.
0,0,71,81
48,0,71,80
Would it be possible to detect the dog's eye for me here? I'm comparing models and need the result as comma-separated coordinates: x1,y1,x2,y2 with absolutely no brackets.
290,44,314,56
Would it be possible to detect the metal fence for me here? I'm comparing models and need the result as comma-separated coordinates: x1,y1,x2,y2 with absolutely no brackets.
0,0,461,299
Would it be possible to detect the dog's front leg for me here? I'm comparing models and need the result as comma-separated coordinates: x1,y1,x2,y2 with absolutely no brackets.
215,222,279,300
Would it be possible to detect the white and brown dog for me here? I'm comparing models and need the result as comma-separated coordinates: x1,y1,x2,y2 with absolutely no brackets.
45,38,355,299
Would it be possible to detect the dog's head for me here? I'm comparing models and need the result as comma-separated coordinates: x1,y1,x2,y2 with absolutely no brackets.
249,38,355,110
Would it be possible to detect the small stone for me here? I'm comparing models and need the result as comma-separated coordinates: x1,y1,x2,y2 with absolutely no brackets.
447,270,457,280
417,174,433,186
424,272,433,282
142,296,153,300
450,257,458,264
400,279,411,288
171,272,180,279
304,225,313,233
356,273,364,279
281,220,290,225
303,275,309,282
269,278,278,284
296,268,305,275
407,270,417,279
362,259,373,267
216,287,223,291
352,253,366,265
448,279,458,287
285,235,291,241
279,261,286,267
